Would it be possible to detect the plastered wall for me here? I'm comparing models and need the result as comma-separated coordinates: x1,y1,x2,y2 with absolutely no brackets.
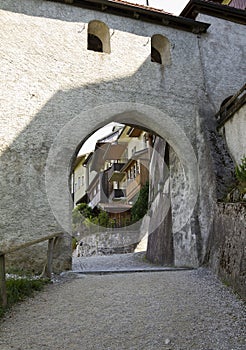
0,0,244,271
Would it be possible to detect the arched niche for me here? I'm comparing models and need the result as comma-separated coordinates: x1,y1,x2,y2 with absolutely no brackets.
151,34,171,65
87,20,111,54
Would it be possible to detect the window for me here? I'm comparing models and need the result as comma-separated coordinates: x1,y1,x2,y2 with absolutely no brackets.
133,163,137,178
87,20,111,53
137,160,140,175
130,167,134,179
151,34,171,66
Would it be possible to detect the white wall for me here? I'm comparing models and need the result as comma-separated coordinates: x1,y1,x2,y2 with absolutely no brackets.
223,105,246,165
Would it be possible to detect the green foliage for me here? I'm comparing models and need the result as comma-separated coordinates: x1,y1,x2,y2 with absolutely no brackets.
0,278,49,318
235,156,246,194
225,156,246,202
131,182,149,223
97,210,110,227
76,203,94,218
72,237,78,250
72,203,94,234
73,202,114,232
88,210,110,227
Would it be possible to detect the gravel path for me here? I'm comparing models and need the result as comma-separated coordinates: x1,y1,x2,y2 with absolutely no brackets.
72,252,186,272
0,266,245,350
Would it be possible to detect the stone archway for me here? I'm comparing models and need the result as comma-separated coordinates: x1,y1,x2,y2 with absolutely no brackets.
45,102,199,265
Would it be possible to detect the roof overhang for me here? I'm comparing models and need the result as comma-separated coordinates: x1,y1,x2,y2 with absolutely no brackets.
90,142,127,171
121,148,149,172
72,154,89,171
180,0,246,25
127,127,142,137
49,0,210,34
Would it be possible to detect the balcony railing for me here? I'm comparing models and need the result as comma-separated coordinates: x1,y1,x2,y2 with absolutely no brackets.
109,188,126,201
108,163,126,182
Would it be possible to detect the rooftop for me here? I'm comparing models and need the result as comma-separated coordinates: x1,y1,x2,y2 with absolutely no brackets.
50,0,210,33
180,0,246,24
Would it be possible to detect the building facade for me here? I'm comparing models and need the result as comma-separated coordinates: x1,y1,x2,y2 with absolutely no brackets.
73,124,151,227
0,0,245,278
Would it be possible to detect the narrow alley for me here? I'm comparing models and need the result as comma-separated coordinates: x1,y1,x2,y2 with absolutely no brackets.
0,254,245,350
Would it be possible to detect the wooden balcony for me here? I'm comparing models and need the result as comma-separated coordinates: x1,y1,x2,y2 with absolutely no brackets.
108,163,126,182
109,188,126,201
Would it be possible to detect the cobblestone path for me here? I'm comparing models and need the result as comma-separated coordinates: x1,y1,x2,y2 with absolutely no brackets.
0,254,245,350
72,252,186,272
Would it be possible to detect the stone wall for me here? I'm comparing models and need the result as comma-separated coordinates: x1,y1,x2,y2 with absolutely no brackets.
0,0,245,272
198,14,245,110
0,0,204,271
146,137,200,267
5,234,72,274
205,203,246,301
146,138,174,265
75,230,141,257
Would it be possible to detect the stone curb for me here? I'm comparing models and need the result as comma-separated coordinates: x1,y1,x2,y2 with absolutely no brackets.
71,267,195,275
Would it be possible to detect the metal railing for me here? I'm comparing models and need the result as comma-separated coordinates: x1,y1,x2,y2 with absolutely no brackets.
0,232,63,307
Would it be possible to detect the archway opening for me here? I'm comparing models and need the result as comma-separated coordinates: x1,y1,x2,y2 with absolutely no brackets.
151,34,171,66
45,103,199,269
71,122,154,259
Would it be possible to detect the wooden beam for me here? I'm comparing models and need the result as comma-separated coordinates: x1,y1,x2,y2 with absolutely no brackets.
41,237,59,278
0,232,63,255
0,254,7,308
46,238,56,278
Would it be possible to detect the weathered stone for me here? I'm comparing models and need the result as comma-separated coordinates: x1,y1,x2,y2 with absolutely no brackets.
0,0,245,278
76,229,141,257
146,138,174,265
205,203,246,300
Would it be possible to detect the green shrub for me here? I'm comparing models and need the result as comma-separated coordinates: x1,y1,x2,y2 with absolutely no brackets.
0,277,49,318
131,182,149,223
235,156,246,195
72,237,78,250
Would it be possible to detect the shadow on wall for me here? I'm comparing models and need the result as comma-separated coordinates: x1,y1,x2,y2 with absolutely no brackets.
0,2,236,273
0,52,200,272
0,47,194,242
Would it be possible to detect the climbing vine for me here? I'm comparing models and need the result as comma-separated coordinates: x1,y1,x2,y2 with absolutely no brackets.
226,156,246,202
235,156,246,195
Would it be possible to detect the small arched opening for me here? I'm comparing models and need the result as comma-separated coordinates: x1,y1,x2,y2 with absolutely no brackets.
87,20,111,53
151,34,171,65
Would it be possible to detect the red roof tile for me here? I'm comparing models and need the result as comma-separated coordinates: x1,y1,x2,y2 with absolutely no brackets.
108,0,174,15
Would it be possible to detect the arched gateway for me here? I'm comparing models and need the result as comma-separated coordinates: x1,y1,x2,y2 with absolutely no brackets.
0,0,244,281
45,103,199,266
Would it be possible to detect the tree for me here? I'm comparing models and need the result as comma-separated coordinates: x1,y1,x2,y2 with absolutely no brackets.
76,203,94,218
131,182,149,223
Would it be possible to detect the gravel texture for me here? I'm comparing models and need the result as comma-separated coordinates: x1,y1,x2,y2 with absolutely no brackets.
0,256,245,350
